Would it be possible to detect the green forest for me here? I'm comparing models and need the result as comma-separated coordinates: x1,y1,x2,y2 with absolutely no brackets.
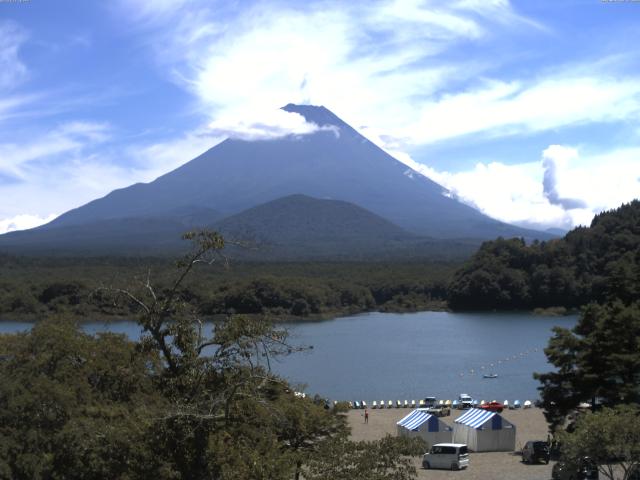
448,200,640,311
0,256,454,322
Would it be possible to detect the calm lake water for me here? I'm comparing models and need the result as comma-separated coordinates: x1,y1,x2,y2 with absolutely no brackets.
1,311,576,403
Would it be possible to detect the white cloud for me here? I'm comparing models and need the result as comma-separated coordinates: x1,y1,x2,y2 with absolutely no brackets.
0,213,58,234
405,75,640,144
405,145,640,230
207,109,338,141
0,21,28,90
0,121,110,180
116,0,640,150
118,0,526,140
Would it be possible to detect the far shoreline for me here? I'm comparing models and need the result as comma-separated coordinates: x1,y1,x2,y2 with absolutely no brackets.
0,301,582,325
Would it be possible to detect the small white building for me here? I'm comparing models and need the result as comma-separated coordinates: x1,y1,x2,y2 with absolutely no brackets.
396,409,453,448
452,408,516,452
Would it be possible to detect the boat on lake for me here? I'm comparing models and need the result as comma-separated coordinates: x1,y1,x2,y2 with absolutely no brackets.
483,373,498,378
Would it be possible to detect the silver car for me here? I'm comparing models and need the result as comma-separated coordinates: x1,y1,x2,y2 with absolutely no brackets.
422,443,470,471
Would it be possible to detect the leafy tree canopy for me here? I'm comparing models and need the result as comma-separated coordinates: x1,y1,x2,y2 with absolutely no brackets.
535,301,640,430
557,405,640,480
449,200,640,310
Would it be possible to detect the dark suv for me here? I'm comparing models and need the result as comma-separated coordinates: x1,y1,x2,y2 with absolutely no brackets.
522,441,550,464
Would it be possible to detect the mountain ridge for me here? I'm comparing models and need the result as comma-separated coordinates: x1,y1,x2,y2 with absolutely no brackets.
0,194,477,259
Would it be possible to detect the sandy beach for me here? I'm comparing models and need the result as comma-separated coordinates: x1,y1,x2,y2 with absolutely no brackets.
348,406,555,480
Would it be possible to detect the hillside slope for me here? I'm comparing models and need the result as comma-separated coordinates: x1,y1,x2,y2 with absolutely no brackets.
447,201,640,310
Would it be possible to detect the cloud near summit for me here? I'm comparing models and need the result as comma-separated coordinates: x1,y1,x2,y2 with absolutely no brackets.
206,109,339,141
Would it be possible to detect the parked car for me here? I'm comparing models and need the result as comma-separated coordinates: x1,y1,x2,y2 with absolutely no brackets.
427,404,450,417
458,394,473,409
551,457,599,480
424,396,437,408
479,401,504,413
522,440,550,464
422,443,469,471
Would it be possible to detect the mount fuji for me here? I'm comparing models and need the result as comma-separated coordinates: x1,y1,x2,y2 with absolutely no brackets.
0,104,552,257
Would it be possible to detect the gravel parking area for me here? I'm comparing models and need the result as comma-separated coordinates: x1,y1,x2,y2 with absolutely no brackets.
348,407,555,480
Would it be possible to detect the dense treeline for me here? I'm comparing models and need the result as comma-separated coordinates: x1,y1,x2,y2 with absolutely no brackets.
0,257,454,321
448,200,640,310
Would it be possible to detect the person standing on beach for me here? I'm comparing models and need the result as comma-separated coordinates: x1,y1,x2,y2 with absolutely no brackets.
364,409,369,424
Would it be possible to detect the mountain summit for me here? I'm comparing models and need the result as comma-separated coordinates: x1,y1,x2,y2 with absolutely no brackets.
0,104,552,255
281,103,351,129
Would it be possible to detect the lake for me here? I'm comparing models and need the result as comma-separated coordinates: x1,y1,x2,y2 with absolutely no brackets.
0,311,576,403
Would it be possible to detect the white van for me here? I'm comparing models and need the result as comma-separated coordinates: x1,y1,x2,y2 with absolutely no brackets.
458,394,473,410
422,443,469,471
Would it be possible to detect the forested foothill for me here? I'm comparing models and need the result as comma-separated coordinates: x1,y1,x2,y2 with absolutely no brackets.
448,201,640,311
0,256,453,322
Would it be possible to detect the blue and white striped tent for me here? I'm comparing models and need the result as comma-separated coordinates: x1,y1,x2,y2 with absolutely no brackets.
396,409,453,447
452,408,516,452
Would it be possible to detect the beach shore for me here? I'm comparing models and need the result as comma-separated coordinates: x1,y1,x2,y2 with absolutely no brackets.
348,406,555,480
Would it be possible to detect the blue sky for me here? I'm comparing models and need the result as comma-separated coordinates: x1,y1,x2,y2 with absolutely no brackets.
1,0,639,233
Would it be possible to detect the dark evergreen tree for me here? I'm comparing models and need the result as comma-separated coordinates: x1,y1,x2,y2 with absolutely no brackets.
535,301,640,430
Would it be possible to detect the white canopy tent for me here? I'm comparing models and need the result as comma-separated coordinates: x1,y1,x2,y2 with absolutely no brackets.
452,409,516,452
396,409,453,448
